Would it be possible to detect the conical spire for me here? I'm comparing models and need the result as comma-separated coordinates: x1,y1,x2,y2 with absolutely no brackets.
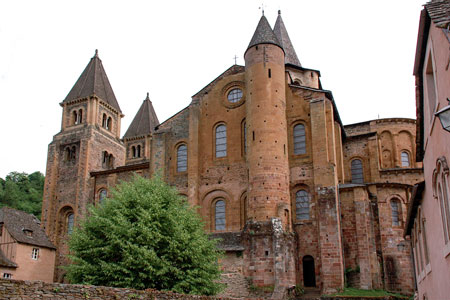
64,50,122,112
273,10,301,66
247,15,282,51
123,93,160,138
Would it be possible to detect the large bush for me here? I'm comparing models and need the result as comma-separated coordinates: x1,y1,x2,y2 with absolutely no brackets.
65,175,222,295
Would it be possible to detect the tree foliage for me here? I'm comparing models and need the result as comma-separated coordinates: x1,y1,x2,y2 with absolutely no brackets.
0,171,45,219
65,175,223,295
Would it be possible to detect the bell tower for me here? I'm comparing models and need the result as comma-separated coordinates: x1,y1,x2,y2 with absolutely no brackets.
41,50,125,281
242,15,296,293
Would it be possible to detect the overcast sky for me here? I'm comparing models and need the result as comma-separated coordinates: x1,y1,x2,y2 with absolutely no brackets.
0,0,425,178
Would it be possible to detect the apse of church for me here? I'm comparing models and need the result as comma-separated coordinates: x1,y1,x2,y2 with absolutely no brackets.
42,11,422,297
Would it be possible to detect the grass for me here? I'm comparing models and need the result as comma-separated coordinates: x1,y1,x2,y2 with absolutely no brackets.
325,288,410,299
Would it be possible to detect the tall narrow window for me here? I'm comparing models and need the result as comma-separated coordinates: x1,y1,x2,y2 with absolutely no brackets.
67,213,74,235
177,144,188,172
215,124,227,158
136,145,141,158
401,151,410,167
78,109,83,124
351,159,364,184
293,124,306,155
296,190,310,220
102,114,107,128
99,189,108,204
422,218,430,265
391,200,400,226
107,117,112,131
73,111,78,125
132,146,136,158
215,200,226,230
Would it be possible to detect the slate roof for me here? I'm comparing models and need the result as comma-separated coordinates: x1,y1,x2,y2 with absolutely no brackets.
425,0,450,28
274,10,301,67
247,15,282,51
0,207,56,250
64,50,122,113
123,93,160,138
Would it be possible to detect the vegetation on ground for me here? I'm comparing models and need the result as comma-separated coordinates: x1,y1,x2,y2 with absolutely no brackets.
0,171,45,219
65,175,223,295
325,287,409,298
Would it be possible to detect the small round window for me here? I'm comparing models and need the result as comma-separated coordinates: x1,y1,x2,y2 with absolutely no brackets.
227,88,243,103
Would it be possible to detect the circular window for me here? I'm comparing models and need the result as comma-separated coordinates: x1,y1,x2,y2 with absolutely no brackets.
227,88,243,103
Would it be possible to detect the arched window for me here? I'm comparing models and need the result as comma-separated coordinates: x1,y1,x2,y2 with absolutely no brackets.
103,151,109,164
67,213,74,235
99,189,108,204
108,154,114,168
73,111,78,125
177,144,188,172
351,159,364,184
293,124,306,155
107,117,112,131
434,158,450,244
215,200,226,230
136,145,141,158
401,151,410,167
65,147,71,161
131,146,136,158
78,109,82,124
102,114,107,128
296,190,310,220
70,146,76,161
391,199,401,226
215,124,227,158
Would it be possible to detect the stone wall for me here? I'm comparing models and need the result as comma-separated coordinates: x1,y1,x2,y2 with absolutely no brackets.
0,279,260,300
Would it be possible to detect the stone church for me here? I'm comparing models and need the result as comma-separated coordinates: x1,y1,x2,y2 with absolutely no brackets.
41,12,423,297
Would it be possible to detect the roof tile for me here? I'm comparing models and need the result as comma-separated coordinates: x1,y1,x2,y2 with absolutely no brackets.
123,93,159,138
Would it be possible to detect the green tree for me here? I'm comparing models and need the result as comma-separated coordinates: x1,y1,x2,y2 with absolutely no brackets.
65,175,223,295
0,171,44,218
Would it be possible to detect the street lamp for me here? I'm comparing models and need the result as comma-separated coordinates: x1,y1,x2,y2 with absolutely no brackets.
435,98,450,132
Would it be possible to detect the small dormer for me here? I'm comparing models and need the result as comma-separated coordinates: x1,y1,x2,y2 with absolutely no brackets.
22,228,33,237
123,93,160,165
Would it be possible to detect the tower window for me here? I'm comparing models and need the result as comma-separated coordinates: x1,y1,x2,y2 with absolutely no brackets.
351,159,364,184
296,190,310,220
78,109,83,124
401,151,410,167
177,144,188,172
107,117,112,131
293,124,306,155
215,199,226,230
268,68,271,78
131,146,136,158
73,110,78,125
136,145,141,158
227,88,243,103
2,273,11,279
215,124,227,158
67,213,74,235
102,114,107,128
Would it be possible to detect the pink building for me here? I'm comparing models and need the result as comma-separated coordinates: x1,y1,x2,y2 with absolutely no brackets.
0,207,56,282
405,1,450,299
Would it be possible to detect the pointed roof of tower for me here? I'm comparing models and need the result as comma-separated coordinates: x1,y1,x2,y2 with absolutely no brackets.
273,10,301,66
123,93,159,138
64,50,122,113
247,15,282,51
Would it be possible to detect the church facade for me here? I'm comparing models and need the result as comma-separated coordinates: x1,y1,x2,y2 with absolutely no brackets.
41,12,422,297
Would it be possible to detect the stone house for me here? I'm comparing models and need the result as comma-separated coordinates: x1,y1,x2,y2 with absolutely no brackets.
41,11,423,297
405,1,450,299
0,207,56,282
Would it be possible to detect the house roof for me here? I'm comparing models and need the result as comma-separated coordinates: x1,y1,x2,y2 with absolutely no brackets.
63,50,122,113
425,0,450,28
0,207,56,250
123,93,159,138
247,15,282,52
273,10,301,67
404,181,425,236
